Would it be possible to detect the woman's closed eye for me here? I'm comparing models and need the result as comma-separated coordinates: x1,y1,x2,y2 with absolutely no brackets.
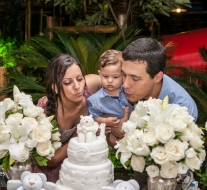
77,77,83,82
63,82,71,85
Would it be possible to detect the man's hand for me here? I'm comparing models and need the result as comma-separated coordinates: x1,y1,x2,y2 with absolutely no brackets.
110,107,130,139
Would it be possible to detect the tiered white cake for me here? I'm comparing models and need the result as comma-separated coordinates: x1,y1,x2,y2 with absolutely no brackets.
56,115,114,190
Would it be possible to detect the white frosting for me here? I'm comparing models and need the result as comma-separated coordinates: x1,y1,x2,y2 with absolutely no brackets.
56,117,114,190
56,159,114,190
67,137,108,165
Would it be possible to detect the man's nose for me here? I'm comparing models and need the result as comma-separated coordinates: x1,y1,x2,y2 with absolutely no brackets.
123,77,130,89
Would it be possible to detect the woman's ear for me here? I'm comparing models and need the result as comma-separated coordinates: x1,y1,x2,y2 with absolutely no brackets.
98,70,101,75
154,71,163,84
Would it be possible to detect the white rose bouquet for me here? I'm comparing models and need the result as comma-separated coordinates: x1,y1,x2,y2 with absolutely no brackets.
0,86,61,172
115,96,206,179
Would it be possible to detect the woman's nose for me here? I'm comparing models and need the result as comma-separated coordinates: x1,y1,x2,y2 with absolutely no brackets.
73,81,80,89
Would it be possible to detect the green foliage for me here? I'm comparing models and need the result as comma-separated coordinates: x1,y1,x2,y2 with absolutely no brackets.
0,152,10,172
40,0,191,27
108,147,134,180
31,150,48,166
166,66,207,188
166,66,207,124
198,45,207,63
1,25,141,100
195,163,207,188
76,3,114,26
137,0,191,23
0,69,45,102
0,38,18,67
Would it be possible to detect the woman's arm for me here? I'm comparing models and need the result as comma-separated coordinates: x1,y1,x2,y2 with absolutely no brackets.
47,143,68,166
85,74,101,95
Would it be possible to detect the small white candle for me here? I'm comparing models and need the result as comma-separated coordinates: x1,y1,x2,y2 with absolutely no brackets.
99,123,106,139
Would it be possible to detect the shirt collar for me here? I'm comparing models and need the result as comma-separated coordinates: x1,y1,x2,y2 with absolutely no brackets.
99,86,124,98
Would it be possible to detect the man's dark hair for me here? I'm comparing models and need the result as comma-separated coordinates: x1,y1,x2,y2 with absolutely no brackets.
122,38,166,78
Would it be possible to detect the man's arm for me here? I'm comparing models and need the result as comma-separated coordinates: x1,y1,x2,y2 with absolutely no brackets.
107,107,130,147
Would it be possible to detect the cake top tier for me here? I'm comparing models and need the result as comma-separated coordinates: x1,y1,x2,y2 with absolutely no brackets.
77,115,106,143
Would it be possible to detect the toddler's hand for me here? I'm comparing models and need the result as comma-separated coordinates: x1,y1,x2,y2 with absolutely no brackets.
105,117,120,127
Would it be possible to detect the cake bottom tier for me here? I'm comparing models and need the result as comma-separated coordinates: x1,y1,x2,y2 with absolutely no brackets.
56,159,114,190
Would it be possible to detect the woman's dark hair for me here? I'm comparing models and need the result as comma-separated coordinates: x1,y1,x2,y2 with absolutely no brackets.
122,38,166,78
45,54,83,116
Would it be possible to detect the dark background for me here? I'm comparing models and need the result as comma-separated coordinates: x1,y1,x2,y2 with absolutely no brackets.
0,0,206,39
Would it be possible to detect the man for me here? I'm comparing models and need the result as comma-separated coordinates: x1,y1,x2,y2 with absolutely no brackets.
109,37,198,144
109,37,198,190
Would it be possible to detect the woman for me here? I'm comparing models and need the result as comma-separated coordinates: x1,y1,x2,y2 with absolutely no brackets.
34,54,102,182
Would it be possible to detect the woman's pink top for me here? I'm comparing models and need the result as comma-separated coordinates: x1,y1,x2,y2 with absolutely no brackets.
33,86,91,183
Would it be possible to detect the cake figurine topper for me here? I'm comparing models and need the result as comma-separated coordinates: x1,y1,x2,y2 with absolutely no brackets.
77,115,100,143
7,171,56,190
101,179,140,190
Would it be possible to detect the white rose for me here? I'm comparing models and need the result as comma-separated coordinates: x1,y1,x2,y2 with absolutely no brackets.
146,165,159,178
20,147,30,162
185,155,202,171
0,149,8,159
25,137,37,149
126,129,150,156
198,149,206,162
38,117,53,130
21,117,38,129
0,124,10,141
166,117,187,132
130,155,145,172
142,128,158,146
53,141,62,150
188,122,204,136
150,146,169,165
155,123,175,144
177,162,189,174
6,113,23,125
143,97,162,110
189,134,204,150
32,126,51,143
205,121,207,131
23,105,44,118
129,109,146,129
185,148,197,158
51,132,61,141
3,98,15,111
164,105,194,125
36,140,52,156
46,147,55,160
180,128,193,142
165,139,186,161
19,95,33,108
36,113,47,121
122,120,137,133
160,161,178,178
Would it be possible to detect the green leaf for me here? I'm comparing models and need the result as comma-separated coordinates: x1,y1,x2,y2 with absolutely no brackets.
1,153,10,172
31,150,48,166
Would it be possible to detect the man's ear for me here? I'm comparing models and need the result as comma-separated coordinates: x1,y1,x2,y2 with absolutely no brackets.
52,84,58,94
154,71,163,83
